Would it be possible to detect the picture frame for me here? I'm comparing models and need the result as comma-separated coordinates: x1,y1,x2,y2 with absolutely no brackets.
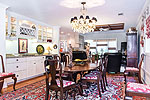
18,38,28,53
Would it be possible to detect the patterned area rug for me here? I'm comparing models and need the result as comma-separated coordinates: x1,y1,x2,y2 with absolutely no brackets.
0,75,145,100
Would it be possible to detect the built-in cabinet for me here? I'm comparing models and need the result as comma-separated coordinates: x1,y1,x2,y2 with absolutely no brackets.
37,25,53,42
6,56,45,84
6,14,53,43
6,16,17,39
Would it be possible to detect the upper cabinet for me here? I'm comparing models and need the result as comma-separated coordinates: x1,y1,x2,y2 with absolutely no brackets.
6,16,17,39
6,13,53,43
19,20,36,37
37,25,53,43
47,27,53,42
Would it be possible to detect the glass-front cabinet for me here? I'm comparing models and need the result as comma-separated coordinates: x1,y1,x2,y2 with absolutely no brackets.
6,16,8,37
38,25,42,41
43,27,47,42
37,25,53,43
11,17,17,37
47,27,53,41
6,16,17,39
6,14,53,42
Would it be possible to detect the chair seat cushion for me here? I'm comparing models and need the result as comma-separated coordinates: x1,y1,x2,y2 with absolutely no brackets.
88,71,99,75
0,72,14,77
126,67,139,72
56,79,75,87
56,73,68,77
82,74,97,80
127,82,150,93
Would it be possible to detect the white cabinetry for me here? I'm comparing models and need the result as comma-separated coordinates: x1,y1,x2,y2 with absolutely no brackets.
6,58,27,83
37,25,53,43
27,56,45,77
36,56,45,74
6,56,45,84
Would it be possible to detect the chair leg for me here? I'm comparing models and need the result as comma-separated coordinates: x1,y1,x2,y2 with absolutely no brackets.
105,74,108,86
45,88,49,100
60,90,63,100
138,73,142,83
102,77,107,91
100,80,104,93
56,91,58,99
12,76,17,91
0,79,4,94
124,72,127,84
97,80,102,97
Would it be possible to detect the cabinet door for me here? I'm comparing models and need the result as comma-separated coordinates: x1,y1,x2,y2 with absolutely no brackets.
36,59,45,75
27,60,36,77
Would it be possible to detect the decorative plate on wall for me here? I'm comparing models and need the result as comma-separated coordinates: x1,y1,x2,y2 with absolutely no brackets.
36,45,45,54
53,44,57,49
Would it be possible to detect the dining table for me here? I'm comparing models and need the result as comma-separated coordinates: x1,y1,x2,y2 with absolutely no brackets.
62,62,98,83
55,62,98,96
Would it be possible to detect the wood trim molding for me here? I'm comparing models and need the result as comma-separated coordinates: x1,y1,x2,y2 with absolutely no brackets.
90,47,96,49
108,47,116,50
97,44,107,46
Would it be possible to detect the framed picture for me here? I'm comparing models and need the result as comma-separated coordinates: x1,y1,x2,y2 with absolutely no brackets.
18,38,28,53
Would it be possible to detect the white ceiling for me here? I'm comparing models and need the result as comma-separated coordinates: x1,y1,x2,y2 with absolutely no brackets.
0,0,146,34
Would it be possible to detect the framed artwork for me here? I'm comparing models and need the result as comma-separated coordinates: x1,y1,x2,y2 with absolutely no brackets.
18,38,28,53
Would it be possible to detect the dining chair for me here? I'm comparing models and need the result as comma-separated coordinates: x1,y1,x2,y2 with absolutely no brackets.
124,54,144,83
44,59,77,100
124,54,150,99
0,55,17,93
55,54,72,81
87,56,108,87
81,56,108,97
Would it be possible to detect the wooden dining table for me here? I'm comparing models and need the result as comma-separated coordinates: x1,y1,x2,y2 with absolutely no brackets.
62,62,98,82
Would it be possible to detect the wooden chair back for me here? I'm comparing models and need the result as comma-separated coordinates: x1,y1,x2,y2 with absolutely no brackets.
62,55,69,67
138,53,145,82
103,56,108,74
44,59,63,90
0,55,5,73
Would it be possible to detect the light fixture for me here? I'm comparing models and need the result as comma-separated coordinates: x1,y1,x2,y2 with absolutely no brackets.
70,2,97,34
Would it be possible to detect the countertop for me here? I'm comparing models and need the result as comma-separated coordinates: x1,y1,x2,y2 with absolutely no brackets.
6,53,58,58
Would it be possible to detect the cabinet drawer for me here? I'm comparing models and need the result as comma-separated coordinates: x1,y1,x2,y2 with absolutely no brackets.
7,70,27,84
15,70,27,81
6,62,27,72
7,58,27,64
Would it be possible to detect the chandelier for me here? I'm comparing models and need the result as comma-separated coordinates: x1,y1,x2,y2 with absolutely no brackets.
70,2,97,34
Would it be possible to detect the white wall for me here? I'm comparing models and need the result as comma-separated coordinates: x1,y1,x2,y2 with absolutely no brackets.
0,4,8,72
6,39,53,54
0,3,9,88
83,31,126,50
136,0,150,84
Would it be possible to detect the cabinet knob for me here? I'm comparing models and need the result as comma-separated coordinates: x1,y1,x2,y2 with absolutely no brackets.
34,63,36,64
16,59,18,61
16,66,19,68
17,75,19,77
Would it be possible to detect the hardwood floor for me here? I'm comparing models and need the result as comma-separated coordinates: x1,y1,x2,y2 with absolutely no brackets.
1,75,46,94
